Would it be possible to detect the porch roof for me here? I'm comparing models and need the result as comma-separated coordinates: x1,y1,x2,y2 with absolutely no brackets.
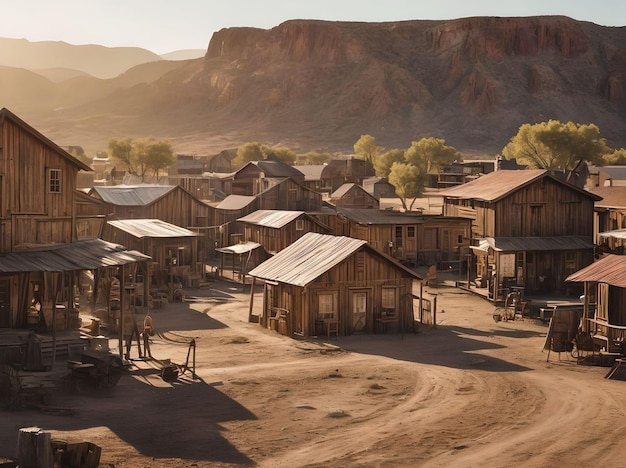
566,254,626,288
598,229,626,240
0,239,150,273
474,236,594,252
107,219,200,239
216,241,261,255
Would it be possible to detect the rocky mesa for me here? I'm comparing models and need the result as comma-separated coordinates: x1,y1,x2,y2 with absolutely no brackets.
3,16,626,155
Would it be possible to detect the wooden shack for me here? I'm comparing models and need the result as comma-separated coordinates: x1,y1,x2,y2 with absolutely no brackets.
567,254,626,353
329,183,379,209
441,169,600,300
249,233,422,338
320,158,375,194
238,210,331,255
100,219,201,289
227,158,305,196
314,207,471,267
86,184,217,258
0,108,148,359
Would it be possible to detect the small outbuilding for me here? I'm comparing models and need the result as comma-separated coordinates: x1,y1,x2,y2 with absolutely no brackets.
249,232,422,338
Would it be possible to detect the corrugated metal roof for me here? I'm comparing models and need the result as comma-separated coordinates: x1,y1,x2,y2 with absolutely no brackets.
216,195,256,210
0,239,150,273
108,219,200,238
331,183,357,198
477,236,594,252
250,160,304,178
92,185,176,206
216,242,261,255
237,210,305,228
249,233,368,286
566,254,626,288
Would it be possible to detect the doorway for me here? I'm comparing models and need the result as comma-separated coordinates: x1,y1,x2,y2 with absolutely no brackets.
350,289,370,333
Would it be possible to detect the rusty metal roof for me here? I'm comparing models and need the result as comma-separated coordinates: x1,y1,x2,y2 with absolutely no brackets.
237,210,306,228
477,236,594,252
566,254,626,288
249,232,420,286
589,186,626,208
108,219,200,238
91,184,176,206
0,239,150,273
439,169,600,203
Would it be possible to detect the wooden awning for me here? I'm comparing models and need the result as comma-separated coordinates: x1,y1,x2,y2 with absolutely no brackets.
0,239,150,273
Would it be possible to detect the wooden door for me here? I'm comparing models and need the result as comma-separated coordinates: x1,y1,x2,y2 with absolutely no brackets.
350,290,369,333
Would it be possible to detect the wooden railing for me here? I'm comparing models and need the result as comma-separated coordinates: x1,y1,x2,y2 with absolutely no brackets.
586,318,626,352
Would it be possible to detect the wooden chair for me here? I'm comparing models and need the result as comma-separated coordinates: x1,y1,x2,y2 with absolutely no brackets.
325,320,339,339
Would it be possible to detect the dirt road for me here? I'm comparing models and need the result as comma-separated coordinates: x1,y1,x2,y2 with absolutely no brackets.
1,282,625,467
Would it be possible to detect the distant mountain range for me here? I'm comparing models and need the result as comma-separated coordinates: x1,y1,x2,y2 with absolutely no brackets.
1,17,625,157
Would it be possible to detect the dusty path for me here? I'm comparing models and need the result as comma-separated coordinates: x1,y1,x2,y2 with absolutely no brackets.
1,283,625,467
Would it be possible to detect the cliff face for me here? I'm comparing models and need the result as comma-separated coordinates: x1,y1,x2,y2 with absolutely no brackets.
5,16,626,154
183,16,626,152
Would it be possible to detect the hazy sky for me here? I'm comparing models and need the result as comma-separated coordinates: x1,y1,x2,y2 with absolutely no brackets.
1,0,625,54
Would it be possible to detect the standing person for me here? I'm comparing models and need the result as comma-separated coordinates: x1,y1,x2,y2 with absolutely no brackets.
125,318,143,361
142,314,154,359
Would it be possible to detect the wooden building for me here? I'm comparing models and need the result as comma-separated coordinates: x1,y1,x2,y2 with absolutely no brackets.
0,108,148,341
329,183,380,209
215,178,323,246
292,165,328,194
320,158,375,194
567,254,626,353
227,158,305,196
100,219,201,289
249,233,421,338
362,177,397,200
314,207,471,267
440,169,600,300
86,184,218,260
238,210,331,255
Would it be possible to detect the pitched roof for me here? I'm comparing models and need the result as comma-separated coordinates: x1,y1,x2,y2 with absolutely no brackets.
249,232,420,286
439,169,601,202
589,186,625,208
249,233,367,286
237,210,306,228
239,159,304,178
216,195,257,210
595,166,626,180
91,185,176,206
293,165,326,181
566,254,626,288
0,107,91,172
0,239,150,273
107,219,200,238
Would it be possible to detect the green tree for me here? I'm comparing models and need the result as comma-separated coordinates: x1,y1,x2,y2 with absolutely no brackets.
388,162,424,211
604,148,626,165
354,134,383,165
301,151,331,165
404,137,460,174
233,142,265,168
266,146,297,165
374,148,405,177
502,120,610,180
108,137,174,182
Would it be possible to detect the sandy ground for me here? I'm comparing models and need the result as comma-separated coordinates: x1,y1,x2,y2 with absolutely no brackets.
2,280,626,467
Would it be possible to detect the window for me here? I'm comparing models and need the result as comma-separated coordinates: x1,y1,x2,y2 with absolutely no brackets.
296,219,304,231
318,292,338,320
382,287,396,309
49,169,61,193
407,226,415,238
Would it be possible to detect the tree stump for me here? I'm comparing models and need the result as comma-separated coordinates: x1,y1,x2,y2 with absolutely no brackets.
16,426,52,468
